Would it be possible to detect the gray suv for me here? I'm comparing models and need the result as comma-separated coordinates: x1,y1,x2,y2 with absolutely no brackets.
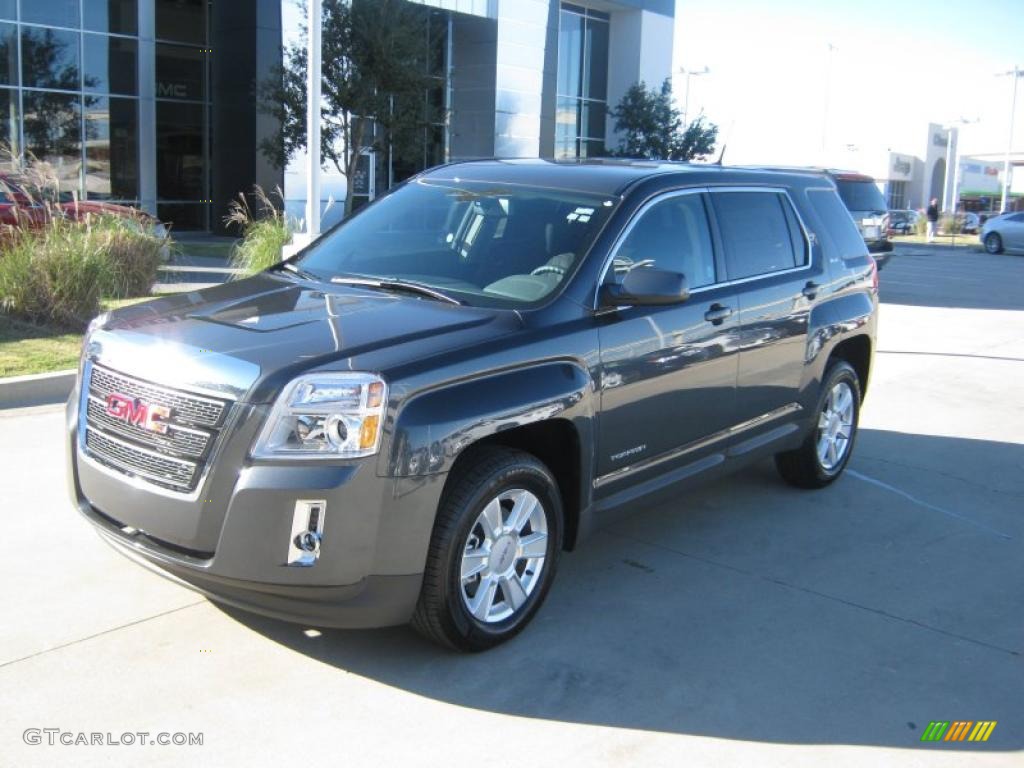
67,161,878,651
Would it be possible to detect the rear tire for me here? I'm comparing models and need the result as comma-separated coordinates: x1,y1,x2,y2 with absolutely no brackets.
412,447,562,652
775,361,861,489
984,232,1003,254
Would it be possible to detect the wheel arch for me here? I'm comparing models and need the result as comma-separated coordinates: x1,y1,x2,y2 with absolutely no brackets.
386,361,596,551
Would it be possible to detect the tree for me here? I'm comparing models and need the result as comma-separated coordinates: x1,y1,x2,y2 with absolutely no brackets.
609,79,718,162
259,0,442,215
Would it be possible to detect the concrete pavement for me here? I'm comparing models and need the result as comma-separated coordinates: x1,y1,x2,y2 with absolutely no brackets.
1,244,1021,766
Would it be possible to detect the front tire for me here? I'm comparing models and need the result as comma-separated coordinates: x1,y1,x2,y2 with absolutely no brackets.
775,361,861,489
984,232,1003,254
412,447,562,651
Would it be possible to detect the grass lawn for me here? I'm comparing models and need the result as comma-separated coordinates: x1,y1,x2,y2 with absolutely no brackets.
892,233,982,249
0,297,152,378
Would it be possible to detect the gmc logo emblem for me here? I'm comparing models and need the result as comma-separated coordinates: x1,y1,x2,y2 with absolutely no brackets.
105,393,171,434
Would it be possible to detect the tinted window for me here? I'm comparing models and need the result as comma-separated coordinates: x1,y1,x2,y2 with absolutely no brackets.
807,189,868,259
712,192,802,279
83,0,138,35
22,26,80,90
296,179,617,309
84,34,137,95
1009,213,1024,223
21,0,79,27
835,179,887,213
608,193,716,289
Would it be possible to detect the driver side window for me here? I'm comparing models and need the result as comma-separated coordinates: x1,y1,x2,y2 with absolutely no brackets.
608,192,717,289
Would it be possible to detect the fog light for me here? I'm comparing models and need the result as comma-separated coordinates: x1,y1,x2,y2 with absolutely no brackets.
287,500,326,566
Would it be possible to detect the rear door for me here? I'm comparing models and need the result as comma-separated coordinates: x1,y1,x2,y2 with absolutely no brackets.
708,188,822,429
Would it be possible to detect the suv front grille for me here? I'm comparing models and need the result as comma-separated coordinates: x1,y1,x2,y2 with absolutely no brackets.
82,364,232,493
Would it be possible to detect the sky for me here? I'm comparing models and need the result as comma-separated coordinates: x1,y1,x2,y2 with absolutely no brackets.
672,0,1024,170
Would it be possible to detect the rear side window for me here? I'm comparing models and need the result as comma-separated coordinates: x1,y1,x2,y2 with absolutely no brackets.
807,189,868,259
711,191,805,280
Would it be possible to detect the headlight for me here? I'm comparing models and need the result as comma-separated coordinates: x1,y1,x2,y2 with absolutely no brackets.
252,373,387,459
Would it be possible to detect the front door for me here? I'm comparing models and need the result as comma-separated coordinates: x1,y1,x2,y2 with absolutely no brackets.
596,190,740,483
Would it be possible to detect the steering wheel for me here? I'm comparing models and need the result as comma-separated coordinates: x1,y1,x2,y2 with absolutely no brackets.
530,265,566,277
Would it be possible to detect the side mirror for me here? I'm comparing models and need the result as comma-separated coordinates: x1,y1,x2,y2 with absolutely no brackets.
600,267,690,307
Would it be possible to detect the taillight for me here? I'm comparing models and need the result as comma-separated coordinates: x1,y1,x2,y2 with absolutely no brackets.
869,257,879,293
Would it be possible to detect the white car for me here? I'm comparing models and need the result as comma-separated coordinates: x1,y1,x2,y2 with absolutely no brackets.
981,212,1024,254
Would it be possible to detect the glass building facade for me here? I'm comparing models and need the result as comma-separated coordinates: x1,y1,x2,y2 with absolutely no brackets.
555,2,609,159
0,0,213,228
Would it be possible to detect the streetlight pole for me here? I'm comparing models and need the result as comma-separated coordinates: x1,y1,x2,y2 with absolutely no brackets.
679,65,709,127
822,43,836,155
998,66,1022,213
305,0,322,238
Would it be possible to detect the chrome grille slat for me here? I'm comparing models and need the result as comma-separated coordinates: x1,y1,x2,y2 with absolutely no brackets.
83,364,232,493
85,430,198,491
89,365,226,427
86,397,210,458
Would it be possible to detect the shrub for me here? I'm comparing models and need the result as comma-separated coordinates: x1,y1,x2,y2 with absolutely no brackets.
0,214,167,329
91,215,168,297
225,186,291,275
939,214,962,235
914,213,928,236
0,222,113,328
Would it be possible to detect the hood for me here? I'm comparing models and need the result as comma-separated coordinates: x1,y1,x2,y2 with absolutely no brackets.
90,274,520,402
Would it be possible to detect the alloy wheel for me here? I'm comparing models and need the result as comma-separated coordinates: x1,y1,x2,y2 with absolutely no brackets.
816,381,854,471
459,489,548,623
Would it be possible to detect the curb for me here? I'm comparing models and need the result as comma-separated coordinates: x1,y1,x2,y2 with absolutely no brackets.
0,369,76,410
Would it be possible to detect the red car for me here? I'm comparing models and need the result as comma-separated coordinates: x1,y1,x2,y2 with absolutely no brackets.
0,174,165,236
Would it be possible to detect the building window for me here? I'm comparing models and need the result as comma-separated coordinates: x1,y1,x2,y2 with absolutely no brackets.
85,95,137,199
22,89,81,191
83,0,138,35
155,0,210,230
21,25,81,90
887,180,908,210
556,3,609,159
21,0,79,29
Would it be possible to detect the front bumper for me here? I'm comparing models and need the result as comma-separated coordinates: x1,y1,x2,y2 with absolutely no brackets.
66,371,446,629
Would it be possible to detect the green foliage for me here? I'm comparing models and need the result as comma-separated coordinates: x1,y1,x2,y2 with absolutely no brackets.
914,214,928,236
226,186,292,275
939,214,962,235
258,0,443,215
610,79,719,161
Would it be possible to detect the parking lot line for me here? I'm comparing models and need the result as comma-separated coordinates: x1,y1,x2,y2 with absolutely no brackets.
845,469,1012,540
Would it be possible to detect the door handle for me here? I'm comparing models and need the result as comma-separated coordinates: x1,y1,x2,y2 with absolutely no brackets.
802,281,820,300
704,304,733,325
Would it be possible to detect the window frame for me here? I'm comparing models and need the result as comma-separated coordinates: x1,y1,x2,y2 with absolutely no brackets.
706,186,814,285
592,185,815,310
594,186,725,307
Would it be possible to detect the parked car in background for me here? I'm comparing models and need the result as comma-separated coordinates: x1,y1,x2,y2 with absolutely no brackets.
981,212,1024,254
887,209,919,235
826,171,892,269
0,174,166,238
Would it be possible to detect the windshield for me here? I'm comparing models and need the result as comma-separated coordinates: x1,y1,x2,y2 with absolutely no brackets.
294,178,617,308
835,180,888,213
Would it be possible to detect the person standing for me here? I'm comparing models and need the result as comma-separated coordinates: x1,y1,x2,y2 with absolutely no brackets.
926,198,939,243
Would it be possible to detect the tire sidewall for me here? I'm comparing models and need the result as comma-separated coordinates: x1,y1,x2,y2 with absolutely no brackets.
985,233,1002,254
442,458,562,646
813,363,861,482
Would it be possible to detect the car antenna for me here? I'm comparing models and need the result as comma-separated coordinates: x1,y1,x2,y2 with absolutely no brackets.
715,144,727,166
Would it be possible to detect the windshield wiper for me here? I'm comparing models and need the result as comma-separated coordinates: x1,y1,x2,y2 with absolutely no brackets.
275,261,321,281
329,276,462,305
